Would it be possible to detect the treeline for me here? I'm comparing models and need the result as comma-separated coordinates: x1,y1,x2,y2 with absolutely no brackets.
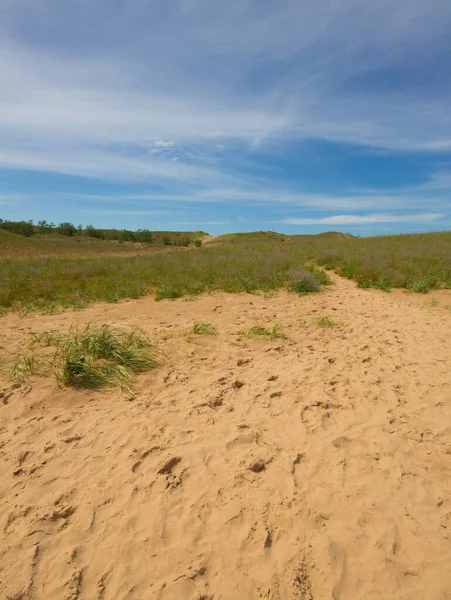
0,218,206,247
0,218,154,243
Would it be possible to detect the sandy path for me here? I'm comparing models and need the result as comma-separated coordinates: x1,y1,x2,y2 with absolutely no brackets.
1,277,451,599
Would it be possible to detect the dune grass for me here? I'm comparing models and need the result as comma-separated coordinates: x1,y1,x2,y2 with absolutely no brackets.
8,352,41,381
0,227,207,258
314,316,337,328
0,233,332,313
315,231,451,293
191,322,218,335
239,323,285,340
1,230,450,314
5,325,163,389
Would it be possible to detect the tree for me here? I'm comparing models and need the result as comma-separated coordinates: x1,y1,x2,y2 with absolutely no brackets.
85,225,105,239
119,229,136,242
136,229,153,243
57,222,77,236
0,219,34,237
107,229,120,240
37,220,49,233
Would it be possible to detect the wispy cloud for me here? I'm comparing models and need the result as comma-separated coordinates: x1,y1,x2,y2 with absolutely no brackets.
2,1,451,178
85,209,173,216
173,221,231,226
282,213,446,225
63,183,449,213
1,0,451,233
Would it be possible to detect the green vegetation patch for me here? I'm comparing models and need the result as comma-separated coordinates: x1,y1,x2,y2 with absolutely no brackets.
314,316,337,328
316,231,451,293
238,323,285,340
4,325,163,390
191,322,218,335
2,228,451,314
0,235,329,313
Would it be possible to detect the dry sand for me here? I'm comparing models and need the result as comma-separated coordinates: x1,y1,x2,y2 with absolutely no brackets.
1,276,451,599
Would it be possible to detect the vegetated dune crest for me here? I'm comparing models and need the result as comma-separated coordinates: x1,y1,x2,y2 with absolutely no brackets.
1,276,451,599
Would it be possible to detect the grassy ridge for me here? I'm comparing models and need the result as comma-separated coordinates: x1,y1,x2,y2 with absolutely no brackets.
1,230,450,314
0,228,207,258
0,229,57,258
0,234,330,312
315,231,451,291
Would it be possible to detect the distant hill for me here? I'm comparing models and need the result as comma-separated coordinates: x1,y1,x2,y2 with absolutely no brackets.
0,228,209,258
0,229,54,258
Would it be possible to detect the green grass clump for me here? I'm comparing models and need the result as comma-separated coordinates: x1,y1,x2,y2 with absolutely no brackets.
155,285,183,301
2,230,451,313
287,268,321,294
239,323,284,340
9,352,41,382
54,347,133,389
54,325,162,388
304,264,333,286
410,277,440,294
9,325,163,390
191,322,218,335
29,330,64,347
70,325,161,371
314,316,336,328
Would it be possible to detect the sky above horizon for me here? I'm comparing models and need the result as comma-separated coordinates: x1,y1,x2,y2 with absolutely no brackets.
1,0,451,236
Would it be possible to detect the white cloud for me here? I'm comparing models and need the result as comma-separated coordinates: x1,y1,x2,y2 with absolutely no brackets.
85,209,173,216
282,213,446,225
173,221,230,226
0,42,288,145
1,0,451,200
62,184,449,214
152,140,175,148
0,145,232,184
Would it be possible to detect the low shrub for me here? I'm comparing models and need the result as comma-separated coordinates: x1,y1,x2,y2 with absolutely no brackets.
287,268,320,294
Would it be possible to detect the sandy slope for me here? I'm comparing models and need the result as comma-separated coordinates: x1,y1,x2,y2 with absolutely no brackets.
1,277,451,600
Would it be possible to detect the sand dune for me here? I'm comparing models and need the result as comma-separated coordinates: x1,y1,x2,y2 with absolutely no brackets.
1,276,451,599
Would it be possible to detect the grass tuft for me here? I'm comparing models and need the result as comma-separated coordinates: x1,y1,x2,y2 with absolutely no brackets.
410,277,439,294
7,325,163,390
314,316,336,328
29,330,64,348
287,268,320,294
54,347,133,389
303,264,333,286
191,322,218,335
155,286,183,301
63,325,161,372
9,352,40,382
239,323,285,340
53,325,163,388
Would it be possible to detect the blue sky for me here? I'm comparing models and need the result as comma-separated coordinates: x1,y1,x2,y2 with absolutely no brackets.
1,0,451,236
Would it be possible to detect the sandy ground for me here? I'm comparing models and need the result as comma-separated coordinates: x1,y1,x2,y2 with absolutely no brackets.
1,276,451,600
